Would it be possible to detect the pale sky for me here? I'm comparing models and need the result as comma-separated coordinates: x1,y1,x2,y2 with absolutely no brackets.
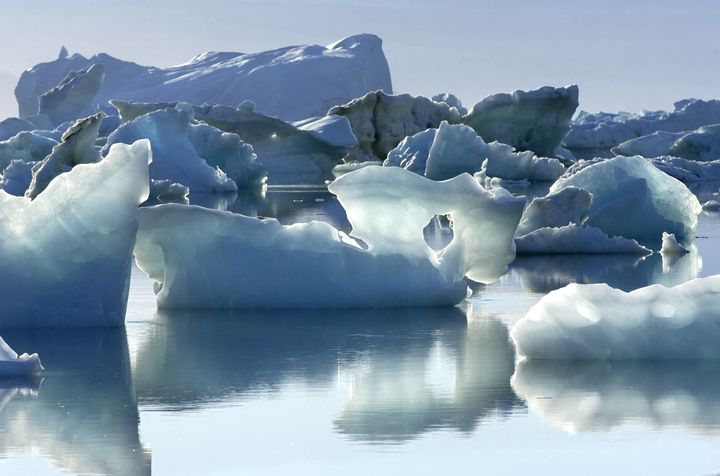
1,0,719,119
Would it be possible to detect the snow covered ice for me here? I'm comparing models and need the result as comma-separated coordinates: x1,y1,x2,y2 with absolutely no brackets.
16,34,392,122
134,166,525,309
511,275,720,360
0,140,150,326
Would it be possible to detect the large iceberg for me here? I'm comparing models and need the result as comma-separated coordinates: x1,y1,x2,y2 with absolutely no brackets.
16,34,392,122
104,103,264,192
463,85,579,157
328,90,460,161
565,99,720,151
511,275,720,360
0,140,150,326
549,156,701,246
134,166,524,309
383,121,565,182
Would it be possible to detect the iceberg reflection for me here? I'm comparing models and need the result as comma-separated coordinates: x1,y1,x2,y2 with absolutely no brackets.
132,308,521,442
0,328,150,475
512,360,720,434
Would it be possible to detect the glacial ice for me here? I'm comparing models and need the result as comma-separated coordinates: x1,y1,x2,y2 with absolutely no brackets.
432,93,467,116
565,99,720,151
0,160,33,196
36,64,105,127
16,34,392,122
292,115,358,148
660,232,689,255
0,118,34,141
134,166,524,309
463,85,579,157
0,131,57,169
383,121,565,182
613,124,720,162
511,275,720,360
550,156,701,246
515,224,651,255
516,187,592,236
0,140,150,326
0,337,43,376
328,90,460,161
650,156,720,182
104,103,264,192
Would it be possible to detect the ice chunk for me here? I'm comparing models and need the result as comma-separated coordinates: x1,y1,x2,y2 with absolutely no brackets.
566,99,720,150
660,231,689,255
0,118,34,141
515,224,651,255
25,113,103,198
516,187,592,236
16,34,392,122
328,90,460,161
432,93,467,116
550,156,701,246
613,124,720,162
511,275,720,360
0,337,43,376
463,85,579,156
611,130,686,158
0,140,150,326
292,115,358,147
702,199,720,212
134,167,524,309
0,160,33,196
104,104,258,192
149,179,189,202
650,156,720,182
0,131,58,170
383,121,565,182
37,64,105,127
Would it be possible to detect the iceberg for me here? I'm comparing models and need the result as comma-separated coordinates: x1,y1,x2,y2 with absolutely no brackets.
16,34,392,122
104,103,264,192
0,160,33,196
463,85,579,157
516,187,591,236
0,140,150,326
515,224,651,255
36,63,105,127
292,115,358,148
660,232,688,255
383,121,565,182
650,155,720,182
0,131,58,169
0,118,34,141
134,166,524,309
328,90,460,161
0,337,42,376
511,275,720,360
613,124,720,162
432,93,467,116
549,156,701,247
565,99,720,151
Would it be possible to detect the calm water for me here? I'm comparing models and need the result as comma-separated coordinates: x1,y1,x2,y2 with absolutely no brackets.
1,184,720,475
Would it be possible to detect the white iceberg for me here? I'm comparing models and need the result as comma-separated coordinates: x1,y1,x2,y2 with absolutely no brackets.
463,85,579,157
660,231,689,255
134,166,524,309
611,130,686,158
36,63,105,127
16,34,392,122
104,103,264,192
0,337,42,376
550,156,701,247
328,90,460,161
511,275,720,360
383,121,565,182
565,99,720,150
0,140,150,326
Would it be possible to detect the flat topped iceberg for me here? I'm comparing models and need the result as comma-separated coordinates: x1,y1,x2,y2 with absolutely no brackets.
16,34,392,122
511,275,720,360
0,140,150,327
134,166,524,309
463,85,579,157
550,156,701,247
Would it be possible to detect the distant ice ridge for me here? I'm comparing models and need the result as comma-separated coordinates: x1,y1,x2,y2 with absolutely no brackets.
565,98,720,151
134,167,525,309
613,124,720,162
16,34,392,123
463,85,579,157
550,156,701,247
0,140,150,326
0,337,43,376
383,121,565,182
511,275,720,360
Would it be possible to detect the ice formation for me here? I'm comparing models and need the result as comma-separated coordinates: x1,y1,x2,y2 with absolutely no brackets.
104,103,264,192
463,85,579,157
0,337,43,376
0,160,33,196
511,275,720,360
550,156,701,246
292,115,358,147
0,118,34,141
26,113,103,198
383,121,565,181
512,360,720,433
613,124,720,162
516,187,592,236
650,156,720,182
0,140,150,326
36,64,105,127
0,131,57,169
432,93,467,116
16,34,392,122
515,224,651,255
565,99,720,150
660,232,689,255
328,90,460,161
134,166,524,309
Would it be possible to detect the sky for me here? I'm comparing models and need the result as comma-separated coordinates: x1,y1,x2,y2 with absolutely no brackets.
1,0,719,119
